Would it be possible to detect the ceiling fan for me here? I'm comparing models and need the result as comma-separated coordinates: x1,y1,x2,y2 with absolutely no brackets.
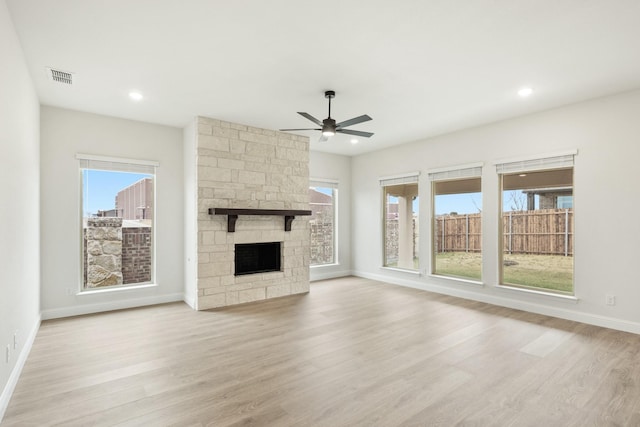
280,90,374,142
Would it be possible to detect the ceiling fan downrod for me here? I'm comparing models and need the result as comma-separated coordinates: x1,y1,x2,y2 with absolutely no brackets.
325,90,335,118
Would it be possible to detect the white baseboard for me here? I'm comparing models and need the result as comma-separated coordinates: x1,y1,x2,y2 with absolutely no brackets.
0,313,41,422
41,293,185,320
183,293,196,310
310,269,353,282
353,270,640,335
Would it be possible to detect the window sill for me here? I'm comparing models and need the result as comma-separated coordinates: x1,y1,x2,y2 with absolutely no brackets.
311,262,340,269
429,274,484,287
494,284,578,303
380,266,421,275
78,283,157,296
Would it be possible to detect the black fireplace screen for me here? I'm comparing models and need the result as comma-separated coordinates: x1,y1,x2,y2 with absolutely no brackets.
234,242,282,276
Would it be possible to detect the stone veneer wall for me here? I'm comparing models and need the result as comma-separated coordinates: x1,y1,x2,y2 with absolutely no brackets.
309,212,334,265
84,224,152,287
196,116,310,310
85,217,123,287
385,218,418,264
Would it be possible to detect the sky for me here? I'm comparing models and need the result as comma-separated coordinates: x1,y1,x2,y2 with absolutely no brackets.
313,185,526,215
309,185,539,215
385,192,481,215
435,193,482,215
82,170,151,216
311,186,333,196
389,191,531,215
433,191,534,214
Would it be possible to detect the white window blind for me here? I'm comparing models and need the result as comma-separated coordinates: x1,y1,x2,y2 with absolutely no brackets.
495,152,575,174
77,154,158,174
428,164,482,182
310,178,339,189
379,172,419,187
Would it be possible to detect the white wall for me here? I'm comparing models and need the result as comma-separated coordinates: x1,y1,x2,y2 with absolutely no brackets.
352,89,640,334
0,0,41,419
40,106,185,319
309,151,352,280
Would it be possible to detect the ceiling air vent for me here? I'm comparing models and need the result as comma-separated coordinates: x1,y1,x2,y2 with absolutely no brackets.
46,67,74,85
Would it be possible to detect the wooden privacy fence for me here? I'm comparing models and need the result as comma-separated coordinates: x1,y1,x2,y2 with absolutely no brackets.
434,213,482,254
434,208,574,256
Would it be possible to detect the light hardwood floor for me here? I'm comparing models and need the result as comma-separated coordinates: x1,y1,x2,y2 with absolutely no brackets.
3,277,640,426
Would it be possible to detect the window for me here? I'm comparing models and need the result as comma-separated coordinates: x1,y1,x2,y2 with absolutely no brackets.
380,173,419,270
79,155,157,290
429,164,482,281
497,153,575,294
557,195,573,209
309,180,337,266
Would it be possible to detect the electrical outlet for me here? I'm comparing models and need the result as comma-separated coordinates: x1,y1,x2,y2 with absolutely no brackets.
606,294,616,306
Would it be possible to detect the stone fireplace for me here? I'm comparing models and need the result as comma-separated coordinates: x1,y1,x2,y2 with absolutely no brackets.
194,116,310,310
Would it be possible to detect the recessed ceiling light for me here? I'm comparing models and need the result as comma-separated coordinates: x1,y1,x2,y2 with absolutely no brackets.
129,91,144,101
350,139,359,144
519,174,527,177
518,87,533,98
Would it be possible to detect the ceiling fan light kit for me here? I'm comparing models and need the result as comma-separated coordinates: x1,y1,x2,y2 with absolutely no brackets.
322,127,335,137
280,90,373,142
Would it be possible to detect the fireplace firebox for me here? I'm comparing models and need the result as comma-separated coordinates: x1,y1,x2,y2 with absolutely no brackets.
234,242,282,276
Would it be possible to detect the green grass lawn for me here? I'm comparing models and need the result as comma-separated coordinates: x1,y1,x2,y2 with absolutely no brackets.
434,252,482,281
502,253,573,293
434,252,573,293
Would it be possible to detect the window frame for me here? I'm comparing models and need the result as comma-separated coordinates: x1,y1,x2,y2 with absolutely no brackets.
379,172,420,271
495,151,576,296
309,178,339,267
428,163,483,283
77,154,158,292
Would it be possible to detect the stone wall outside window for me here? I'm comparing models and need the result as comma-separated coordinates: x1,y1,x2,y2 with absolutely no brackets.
84,219,152,288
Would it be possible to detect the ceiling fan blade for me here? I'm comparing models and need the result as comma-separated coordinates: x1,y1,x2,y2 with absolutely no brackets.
336,114,372,129
279,128,321,131
318,134,330,143
297,112,323,126
337,129,374,138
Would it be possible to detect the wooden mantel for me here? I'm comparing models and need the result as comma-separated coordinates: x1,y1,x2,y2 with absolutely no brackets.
209,208,312,232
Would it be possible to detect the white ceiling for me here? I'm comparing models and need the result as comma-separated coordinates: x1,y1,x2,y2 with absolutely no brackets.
7,0,640,156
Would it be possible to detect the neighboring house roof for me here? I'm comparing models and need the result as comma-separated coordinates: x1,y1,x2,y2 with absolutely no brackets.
310,188,332,204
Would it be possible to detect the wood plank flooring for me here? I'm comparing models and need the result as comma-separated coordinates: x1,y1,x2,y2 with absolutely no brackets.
3,276,640,426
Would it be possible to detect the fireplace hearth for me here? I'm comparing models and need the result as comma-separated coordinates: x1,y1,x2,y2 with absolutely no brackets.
235,242,282,276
